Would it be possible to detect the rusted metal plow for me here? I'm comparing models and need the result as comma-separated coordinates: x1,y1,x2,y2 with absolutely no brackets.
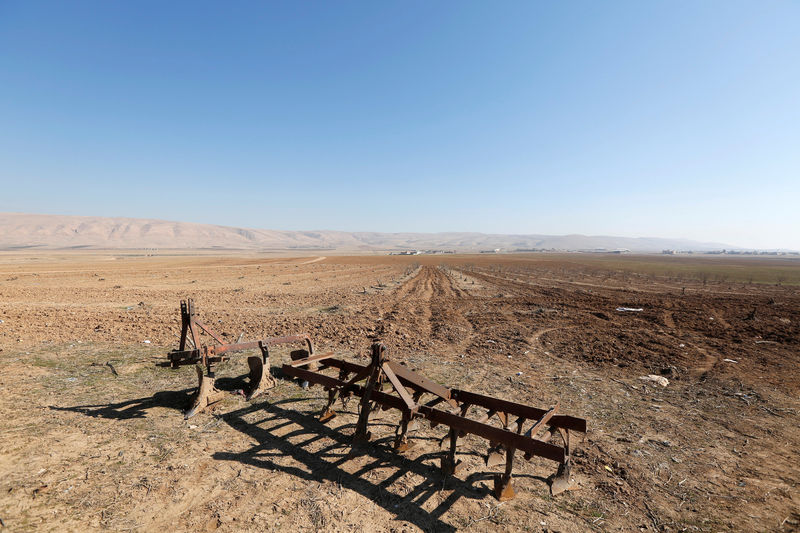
166,299,325,419
283,343,587,500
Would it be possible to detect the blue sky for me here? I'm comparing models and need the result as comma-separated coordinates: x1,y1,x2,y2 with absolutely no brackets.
1,1,798,249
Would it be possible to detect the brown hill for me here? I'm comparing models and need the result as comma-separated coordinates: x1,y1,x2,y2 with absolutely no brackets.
0,212,734,252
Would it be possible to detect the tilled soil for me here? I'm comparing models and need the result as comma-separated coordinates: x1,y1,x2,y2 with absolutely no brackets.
0,252,798,532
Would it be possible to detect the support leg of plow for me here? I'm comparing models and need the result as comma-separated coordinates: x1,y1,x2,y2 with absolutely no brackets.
394,415,415,453
493,447,517,501
185,366,225,419
245,356,276,401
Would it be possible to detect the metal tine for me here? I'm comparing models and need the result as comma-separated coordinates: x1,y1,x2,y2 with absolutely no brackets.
319,368,350,422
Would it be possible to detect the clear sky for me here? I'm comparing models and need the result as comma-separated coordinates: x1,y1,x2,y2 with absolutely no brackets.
1,1,798,249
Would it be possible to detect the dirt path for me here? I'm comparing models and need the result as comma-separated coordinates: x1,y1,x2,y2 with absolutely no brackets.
377,266,435,350
427,267,477,355
371,265,478,357
704,305,732,329
689,343,719,376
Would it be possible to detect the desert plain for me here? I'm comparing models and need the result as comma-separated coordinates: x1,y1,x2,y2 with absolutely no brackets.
0,251,798,532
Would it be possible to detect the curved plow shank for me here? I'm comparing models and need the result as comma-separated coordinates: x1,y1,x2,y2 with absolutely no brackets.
185,366,225,419
493,449,517,501
245,355,276,401
393,415,415,452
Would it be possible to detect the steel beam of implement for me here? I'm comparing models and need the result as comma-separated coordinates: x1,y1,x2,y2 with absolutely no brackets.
320,358,458,409
170,334,315,363
283,361,570,463
451,389,586,433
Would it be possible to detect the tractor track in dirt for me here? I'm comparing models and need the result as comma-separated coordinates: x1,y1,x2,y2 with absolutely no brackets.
377,265,435,350
373,266,478,356
428,267,477,355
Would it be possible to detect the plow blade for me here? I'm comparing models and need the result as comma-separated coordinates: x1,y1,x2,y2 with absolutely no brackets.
245,355,275,401
185,366,225,419
494,474,516,501
550,462,574,495
486,448,505,468
318,409,337,423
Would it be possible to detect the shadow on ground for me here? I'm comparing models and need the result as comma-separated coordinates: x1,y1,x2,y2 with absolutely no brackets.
52,381,549,531
50,388,193,419
213,397,544,532
49,372,253,419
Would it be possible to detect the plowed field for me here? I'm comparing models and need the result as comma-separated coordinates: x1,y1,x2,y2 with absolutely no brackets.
1,252,798,532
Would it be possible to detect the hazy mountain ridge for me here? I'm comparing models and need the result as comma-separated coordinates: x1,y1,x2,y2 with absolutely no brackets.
0,213,736,252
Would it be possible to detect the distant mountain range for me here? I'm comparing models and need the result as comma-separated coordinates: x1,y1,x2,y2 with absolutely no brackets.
0,212,738,252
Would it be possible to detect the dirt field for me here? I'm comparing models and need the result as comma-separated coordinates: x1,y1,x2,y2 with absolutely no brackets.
0,252,798,532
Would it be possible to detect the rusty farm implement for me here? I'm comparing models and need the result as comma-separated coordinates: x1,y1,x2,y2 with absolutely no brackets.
161,300,587,499
165,299,325,419
283,343,586,499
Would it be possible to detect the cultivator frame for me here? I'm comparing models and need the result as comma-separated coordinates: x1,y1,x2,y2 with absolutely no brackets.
283,343,587,500
160,301,587,500
166,299,325,419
